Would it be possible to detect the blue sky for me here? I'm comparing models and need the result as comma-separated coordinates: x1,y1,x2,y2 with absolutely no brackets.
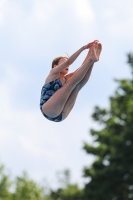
0,0,133,188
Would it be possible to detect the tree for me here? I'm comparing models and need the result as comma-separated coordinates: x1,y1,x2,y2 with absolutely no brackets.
48,169,84,200
83,53,133,200
0,163,11,200
0,164,83,200
12,171,47,200
127,53,133,75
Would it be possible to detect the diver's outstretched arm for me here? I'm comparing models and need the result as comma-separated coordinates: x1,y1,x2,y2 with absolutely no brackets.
65,40,99,80
51,42,95,75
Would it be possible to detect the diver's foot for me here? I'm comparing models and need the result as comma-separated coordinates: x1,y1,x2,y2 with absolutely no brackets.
96,43,102,60
90,42,99,62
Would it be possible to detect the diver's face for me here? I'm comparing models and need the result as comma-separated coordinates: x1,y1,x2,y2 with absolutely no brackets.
58,58,69,74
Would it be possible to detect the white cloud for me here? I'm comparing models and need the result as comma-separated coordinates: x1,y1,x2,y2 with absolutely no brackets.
74,0,95,23
19,134,43,157
0,0,55,56
102,1,133,39
0,0,55,26
0,0,96,58
0,0,8,25
27,0,55,25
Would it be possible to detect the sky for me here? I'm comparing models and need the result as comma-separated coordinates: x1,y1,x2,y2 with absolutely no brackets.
0,0,133,189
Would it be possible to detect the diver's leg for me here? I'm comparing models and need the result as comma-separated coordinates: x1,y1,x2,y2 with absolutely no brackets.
61,43,102,120
42,45,98,118
62,65,94,120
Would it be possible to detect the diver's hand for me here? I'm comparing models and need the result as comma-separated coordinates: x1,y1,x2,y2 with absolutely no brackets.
83,40,99,50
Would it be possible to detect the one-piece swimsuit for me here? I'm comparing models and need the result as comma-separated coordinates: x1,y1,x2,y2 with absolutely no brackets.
40,78,64,122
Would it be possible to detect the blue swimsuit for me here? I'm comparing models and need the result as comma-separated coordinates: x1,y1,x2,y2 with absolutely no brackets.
40,78,63,122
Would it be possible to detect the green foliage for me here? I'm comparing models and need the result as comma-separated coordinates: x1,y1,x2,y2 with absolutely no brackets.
0,163,49,200
12,171,45,200
0,164,11,200
0,165,83,200
49,183,83,200
127,53,133,73
83,53,133,200
56,169,71,188
48,169,84,200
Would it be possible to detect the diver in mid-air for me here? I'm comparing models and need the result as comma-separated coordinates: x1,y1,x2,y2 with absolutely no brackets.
40,40,102,122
